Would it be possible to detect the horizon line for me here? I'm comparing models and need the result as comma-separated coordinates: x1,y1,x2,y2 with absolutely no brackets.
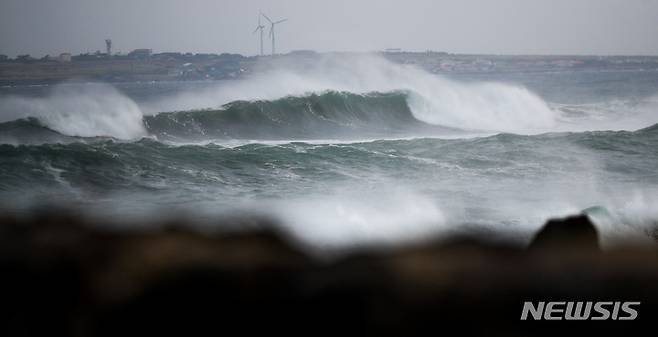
4,49,658,59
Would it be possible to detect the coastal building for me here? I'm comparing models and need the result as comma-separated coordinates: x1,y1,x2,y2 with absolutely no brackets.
128,49,152,59
58,53,72,62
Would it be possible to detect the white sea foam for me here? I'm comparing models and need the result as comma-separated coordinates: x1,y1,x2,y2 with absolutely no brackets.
3,55,656,141
0,83,146,139
141,54,557,133
553,94,658,132
270,186,446,248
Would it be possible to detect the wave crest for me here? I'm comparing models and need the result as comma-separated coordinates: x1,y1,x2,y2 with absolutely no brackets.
0,83,146,140
0,55,562,142
142,54,558,133
144,91,447,140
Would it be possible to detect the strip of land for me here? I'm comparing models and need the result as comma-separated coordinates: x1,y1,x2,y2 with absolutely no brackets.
2,51,657,85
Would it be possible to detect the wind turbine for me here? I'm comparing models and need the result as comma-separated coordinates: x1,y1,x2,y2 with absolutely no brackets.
261,13,287,55
253,14,266,56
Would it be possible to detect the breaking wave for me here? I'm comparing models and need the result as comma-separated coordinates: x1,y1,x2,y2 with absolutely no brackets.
1,125,657,245
143,91,452,140
0,83,146,140
144,54,558,133
0,55,562,142
2,55,657,247
1,87,545,143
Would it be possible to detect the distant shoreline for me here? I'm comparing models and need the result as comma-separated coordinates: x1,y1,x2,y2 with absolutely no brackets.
1,51,657,86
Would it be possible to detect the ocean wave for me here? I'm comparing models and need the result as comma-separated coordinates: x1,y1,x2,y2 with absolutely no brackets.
141,54,558,133
0,83,146,140
143,90,453,141
1,126,657,244
0,86,550,143
0,90,455,143
0,117,76,145
0,55,563,142
2,125,656,189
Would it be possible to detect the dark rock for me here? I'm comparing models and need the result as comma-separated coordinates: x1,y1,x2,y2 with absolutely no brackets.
528,214,600,251
0,211,656,337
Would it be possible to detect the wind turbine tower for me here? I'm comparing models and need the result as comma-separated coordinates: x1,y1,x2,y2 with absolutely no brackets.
261,13,287,55
253,15,266,56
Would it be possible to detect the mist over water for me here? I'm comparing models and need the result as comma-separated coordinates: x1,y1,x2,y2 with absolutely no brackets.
1,54,658,248
142,55,557,133
0,83,146,140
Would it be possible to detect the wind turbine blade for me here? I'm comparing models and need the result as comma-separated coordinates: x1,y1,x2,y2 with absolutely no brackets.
274,19,288,24
253,26,260,34
269,27,273,38
261,13,273,23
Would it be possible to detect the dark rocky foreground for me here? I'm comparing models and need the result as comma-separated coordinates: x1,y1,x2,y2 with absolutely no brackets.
0,212,656,336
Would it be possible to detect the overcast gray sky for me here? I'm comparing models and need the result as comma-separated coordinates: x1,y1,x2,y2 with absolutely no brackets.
1,0,658,57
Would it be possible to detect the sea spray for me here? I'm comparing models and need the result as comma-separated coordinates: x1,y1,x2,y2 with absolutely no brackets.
1,60,657,248
0,55,557,139
0,83,146,139
1,127,657,246
142,54,557,133
272,187,446,247
143,91,451,141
